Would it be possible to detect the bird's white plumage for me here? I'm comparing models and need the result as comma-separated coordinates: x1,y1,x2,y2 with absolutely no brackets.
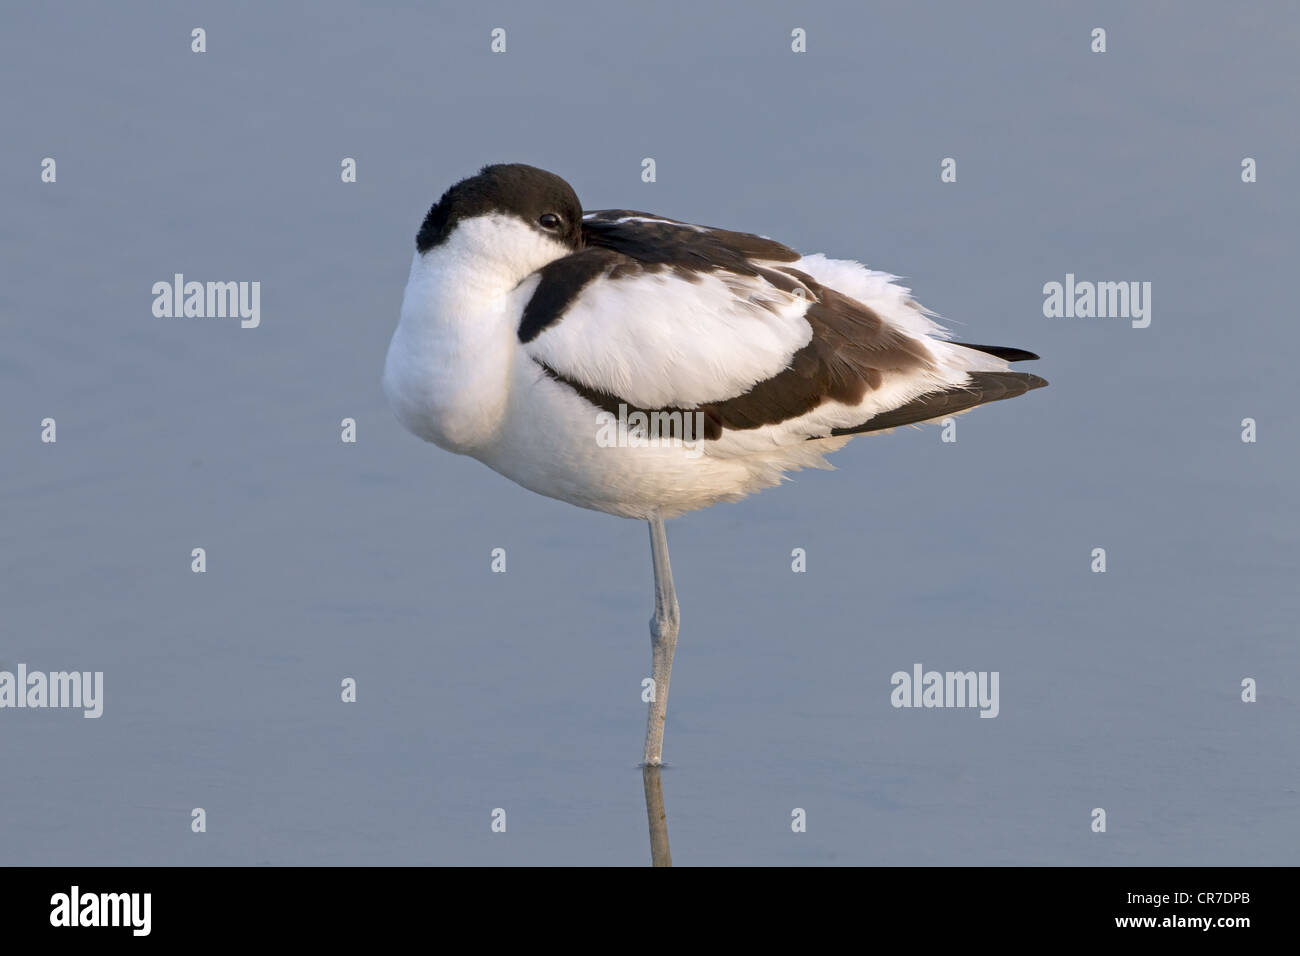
384,210,1019,518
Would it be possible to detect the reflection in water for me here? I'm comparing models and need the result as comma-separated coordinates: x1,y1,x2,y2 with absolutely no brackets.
642,766,672,866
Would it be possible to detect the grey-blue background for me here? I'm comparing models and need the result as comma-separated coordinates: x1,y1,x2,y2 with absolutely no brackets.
2,0,1296,865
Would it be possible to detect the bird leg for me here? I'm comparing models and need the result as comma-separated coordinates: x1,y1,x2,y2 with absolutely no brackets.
643,513,680,767
642,765,673,866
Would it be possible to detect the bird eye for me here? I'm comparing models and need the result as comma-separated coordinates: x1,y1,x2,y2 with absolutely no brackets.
539,213,562,230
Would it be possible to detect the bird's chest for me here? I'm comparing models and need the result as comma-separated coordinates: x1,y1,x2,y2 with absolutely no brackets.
383,294,518,454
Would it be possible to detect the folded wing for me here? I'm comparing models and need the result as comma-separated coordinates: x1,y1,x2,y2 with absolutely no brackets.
519,210,1045,447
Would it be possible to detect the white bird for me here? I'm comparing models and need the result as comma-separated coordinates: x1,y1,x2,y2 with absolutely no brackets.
383,164,1047,765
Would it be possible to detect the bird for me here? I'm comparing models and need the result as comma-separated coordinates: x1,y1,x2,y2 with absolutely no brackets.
382,163,1047,766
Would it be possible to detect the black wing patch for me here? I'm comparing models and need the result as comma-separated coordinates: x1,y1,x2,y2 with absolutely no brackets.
581,210,801,270
518,247,622,343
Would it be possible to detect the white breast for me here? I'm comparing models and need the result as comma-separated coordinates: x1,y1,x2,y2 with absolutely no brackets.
383,217,571,454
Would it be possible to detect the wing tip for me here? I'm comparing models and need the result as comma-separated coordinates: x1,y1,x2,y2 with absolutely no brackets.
951,342,1041,363
828,369,1048,438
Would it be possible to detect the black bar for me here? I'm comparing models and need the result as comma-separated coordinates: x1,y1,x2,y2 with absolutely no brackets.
0,866,1281,940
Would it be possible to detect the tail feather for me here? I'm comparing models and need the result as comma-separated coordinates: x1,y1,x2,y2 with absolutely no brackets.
830,370,1048,436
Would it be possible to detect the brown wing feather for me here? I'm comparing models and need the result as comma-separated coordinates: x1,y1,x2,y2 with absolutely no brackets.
829,371,1048,436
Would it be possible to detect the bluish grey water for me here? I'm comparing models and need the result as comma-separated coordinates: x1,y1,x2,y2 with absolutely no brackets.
2,0,1296,865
